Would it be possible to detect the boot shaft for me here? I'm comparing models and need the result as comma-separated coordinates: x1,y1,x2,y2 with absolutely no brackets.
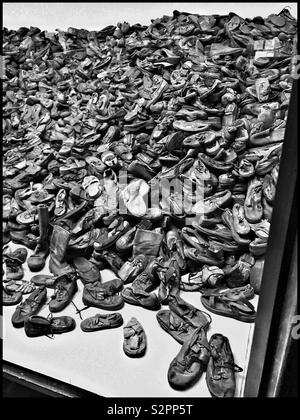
37,204,49,240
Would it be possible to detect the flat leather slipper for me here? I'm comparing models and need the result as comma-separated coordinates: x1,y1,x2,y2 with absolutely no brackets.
81,313,123,332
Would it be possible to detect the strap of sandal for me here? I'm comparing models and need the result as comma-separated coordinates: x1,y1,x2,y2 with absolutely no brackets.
208,295,244,317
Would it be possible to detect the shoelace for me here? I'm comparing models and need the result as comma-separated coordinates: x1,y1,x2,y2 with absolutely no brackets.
44,313,55,339
177,344,211,371
215,361,243,373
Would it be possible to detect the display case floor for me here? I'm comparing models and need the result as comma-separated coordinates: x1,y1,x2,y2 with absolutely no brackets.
3,242,258,397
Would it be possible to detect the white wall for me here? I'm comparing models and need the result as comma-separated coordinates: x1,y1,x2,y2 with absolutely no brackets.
3,2,298,31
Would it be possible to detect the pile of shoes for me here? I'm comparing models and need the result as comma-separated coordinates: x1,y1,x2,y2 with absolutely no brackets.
2,7,297,396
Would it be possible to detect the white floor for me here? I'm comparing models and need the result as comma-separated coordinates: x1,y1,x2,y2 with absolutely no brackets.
3,242,258,397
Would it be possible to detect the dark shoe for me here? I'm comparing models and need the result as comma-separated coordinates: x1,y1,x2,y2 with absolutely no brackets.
198,153,233,172
184,244,224,267
123,317,147,358
165,226,186,270
232,203,251,235
5,247,28,264
3,287,22,306
73,257,101,284
209,284,255,301
249,237,268,256
173,119,212,132
10,230,38,250
94,218,130,252
168,326,210,390
132,228,163,259
80,313,123,332
11,286,47,328
115,220,152,253
82,279,124,310
157,258,181,304
49,274,78,313
156,309,195,344
153,157,194,182
27,240,50,272
49,224,75,276
24,315,76,337
169,295,211,329
201,290,256,323
5,259,24,281
244,178,263,223
181,227,210,251
31,274,58,288
131,259,160,292
127,160,157,181
193,190,232,214
250,257,265,294
91,249,125,274
206,334,243,398
68,228,102,252
118,255,148,284
180,266,224,291
183,131,216,148
71,207,104,237
225,253,255,288
262,174,276,203
193,222,232,241
221,209,251,246
122,287,160,310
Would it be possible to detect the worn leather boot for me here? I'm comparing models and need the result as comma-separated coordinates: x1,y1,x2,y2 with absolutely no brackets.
27,205,50,272
49,224,75,275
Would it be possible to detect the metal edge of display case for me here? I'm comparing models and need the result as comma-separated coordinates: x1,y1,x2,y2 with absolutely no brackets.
2,360,103,398
244,81,298,397
266,233,297,397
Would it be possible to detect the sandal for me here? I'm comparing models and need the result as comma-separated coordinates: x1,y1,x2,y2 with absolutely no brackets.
5,280,36,295
208,284,255,301
123,317,146,357
80,313,123,332
156,309,195,344
94,218,130,251
201,292,256,323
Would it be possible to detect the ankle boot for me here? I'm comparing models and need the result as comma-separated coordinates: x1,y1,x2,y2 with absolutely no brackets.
49,224,75,276
28,204,50,272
